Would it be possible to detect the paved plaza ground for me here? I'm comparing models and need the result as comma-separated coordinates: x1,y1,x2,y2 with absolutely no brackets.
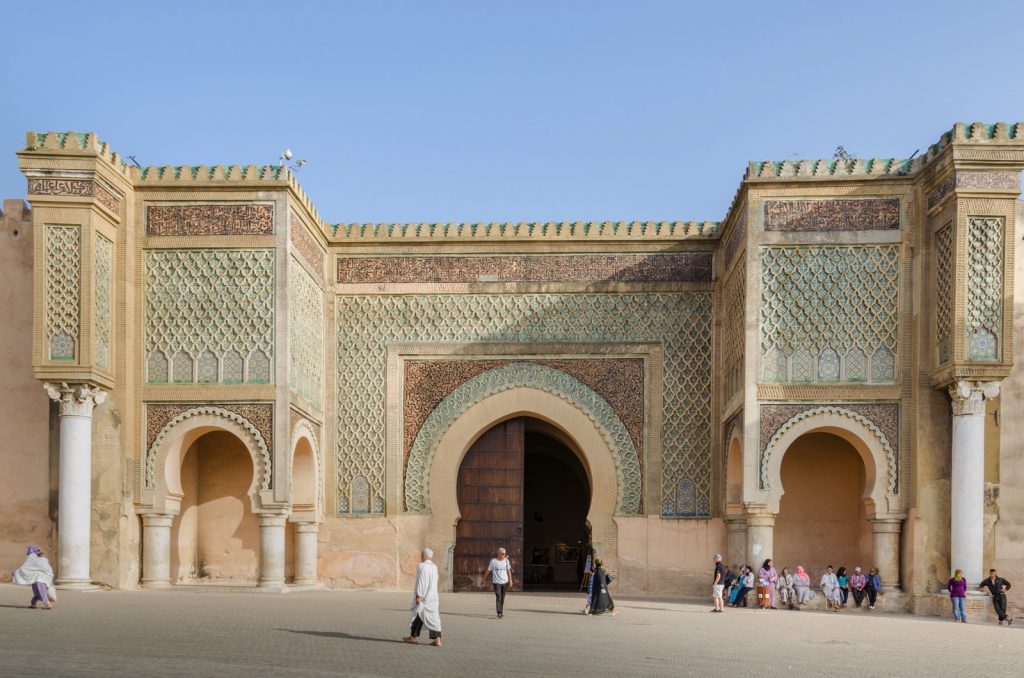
0,583,1020,677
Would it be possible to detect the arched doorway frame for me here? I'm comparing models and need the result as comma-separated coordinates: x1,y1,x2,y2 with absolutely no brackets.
423,387,623,591
145,407,272,516
760,407,898,515
137,407,288,588
288,418,323,522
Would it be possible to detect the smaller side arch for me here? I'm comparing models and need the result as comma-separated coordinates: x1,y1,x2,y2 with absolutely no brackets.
146,406,272,515
289,418,323,521
761,407,897,514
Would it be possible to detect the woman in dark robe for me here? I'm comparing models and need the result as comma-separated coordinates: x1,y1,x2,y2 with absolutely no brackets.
588,559,617,616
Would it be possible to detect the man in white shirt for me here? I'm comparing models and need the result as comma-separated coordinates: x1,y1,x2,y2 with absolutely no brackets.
485,547,514,618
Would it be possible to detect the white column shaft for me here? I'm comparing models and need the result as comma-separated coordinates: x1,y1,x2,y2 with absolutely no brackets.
870,519,902,590
293,522,318,585
951,411,985,584
259,514,287,587
948,380,998,586
141,514,174,587
57,413,93,585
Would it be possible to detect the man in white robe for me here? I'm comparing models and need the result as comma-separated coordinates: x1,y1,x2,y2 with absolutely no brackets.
404,548,443,646
820,565,841,612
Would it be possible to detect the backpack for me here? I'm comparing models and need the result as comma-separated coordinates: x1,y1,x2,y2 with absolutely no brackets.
722,568,737,588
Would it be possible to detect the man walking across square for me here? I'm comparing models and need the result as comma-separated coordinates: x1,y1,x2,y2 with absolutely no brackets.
978,568,1014,626
404,548,443,646
485,547,513,618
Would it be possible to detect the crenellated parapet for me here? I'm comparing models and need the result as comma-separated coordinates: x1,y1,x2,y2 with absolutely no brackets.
330,220,720,242
747,121,1024,181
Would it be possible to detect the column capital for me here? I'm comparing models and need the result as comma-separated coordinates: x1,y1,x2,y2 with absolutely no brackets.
743,503,776,527
723,515,747,530
140,513,175,528
294,521,319,533
948,380,1000,416
44,382,107,418
868,515,905,532
258,512,289,528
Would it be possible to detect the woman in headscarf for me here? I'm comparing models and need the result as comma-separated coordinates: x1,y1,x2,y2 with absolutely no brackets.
758,558,779,609
12,545,56,609
588,559,617,616
947,568,967,623
777,567,797,610
793,565,816,605
727,565,747,606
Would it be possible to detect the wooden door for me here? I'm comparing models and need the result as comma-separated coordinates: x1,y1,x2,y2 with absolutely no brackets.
453,418,524,591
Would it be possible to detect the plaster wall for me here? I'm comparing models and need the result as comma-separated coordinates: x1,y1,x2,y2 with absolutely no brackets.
317,515,430,591
994,200,1024,619
0,200,51,573
614,515,726,597
773,432,870,576
172,432,259,582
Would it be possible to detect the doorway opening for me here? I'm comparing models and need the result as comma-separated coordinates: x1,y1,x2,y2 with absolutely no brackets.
773,431,872,578
170,430,259,584
452,417,592,592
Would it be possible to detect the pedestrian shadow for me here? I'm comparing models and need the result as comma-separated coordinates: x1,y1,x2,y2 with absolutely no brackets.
519,608,585,616
0,605,33,609
276,629,406,645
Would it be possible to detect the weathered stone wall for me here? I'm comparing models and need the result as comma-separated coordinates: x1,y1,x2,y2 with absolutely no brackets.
0,200,52,575
994,200,1024,619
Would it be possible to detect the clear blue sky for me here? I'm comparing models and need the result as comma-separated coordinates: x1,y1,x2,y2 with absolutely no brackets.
3,1,1023,224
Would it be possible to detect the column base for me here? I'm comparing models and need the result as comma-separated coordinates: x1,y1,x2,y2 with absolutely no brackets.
55,580,99,590
140,579,173,589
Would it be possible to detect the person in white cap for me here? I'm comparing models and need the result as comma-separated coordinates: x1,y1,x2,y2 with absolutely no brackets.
485,547,514,618
711,553,726,613
404,548,443,646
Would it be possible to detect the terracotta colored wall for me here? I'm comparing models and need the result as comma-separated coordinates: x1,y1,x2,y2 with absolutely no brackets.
996,200,1024,618
773,432,871,577
172,441,199,581
171,432,258,582
0,200,52,576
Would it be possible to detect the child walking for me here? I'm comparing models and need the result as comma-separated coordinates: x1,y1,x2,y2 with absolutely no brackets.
12,545,57,609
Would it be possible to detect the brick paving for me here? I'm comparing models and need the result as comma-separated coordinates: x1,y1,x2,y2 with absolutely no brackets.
0,583,1021,677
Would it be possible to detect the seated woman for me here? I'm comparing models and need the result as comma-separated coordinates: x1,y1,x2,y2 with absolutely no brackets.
793,565,816,605
727,565,747,606
729,565,754,608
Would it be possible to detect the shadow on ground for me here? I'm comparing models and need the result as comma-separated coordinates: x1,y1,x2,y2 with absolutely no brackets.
276,628,406,645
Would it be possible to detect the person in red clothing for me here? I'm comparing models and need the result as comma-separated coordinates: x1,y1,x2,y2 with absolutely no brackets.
947,568,968,623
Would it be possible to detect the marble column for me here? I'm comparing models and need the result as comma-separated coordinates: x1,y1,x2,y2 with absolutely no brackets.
292,521,319,586
949,380,999,585
140,513,174,588
744,505,776,566
44,382,107,588
869,516,903,590
724,516,748,567
258,513,288,588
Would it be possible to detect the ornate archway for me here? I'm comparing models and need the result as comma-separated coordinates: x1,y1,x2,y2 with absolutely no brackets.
405,363,641,515
760,406,898,515
144,406,272,515
408,365,635,591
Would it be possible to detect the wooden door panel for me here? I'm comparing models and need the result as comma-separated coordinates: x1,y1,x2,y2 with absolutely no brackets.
453,418,524,592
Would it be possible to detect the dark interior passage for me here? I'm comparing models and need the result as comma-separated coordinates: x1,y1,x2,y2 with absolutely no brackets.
523,429,590,590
